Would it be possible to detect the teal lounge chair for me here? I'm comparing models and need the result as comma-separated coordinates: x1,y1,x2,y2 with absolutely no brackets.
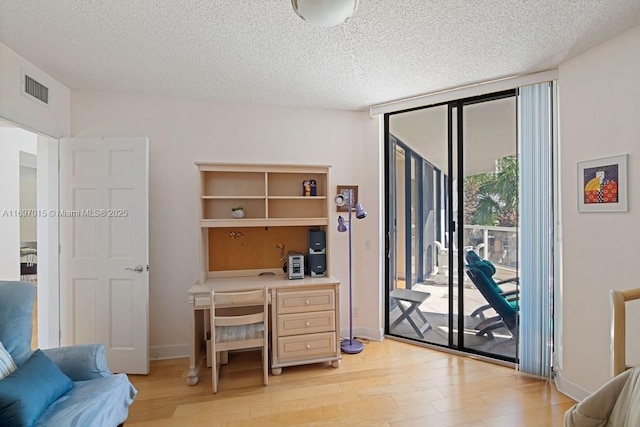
464,262,518,346
464,250,519,323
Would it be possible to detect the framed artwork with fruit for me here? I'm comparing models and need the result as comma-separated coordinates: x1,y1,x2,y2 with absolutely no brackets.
578,154,628,212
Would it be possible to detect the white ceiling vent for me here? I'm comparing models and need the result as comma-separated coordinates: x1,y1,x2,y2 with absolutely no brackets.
21,70,50,107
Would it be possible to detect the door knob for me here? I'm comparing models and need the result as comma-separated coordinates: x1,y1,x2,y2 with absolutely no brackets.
125,264,144,273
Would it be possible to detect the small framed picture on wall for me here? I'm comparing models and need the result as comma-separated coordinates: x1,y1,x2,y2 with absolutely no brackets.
578,154,628,212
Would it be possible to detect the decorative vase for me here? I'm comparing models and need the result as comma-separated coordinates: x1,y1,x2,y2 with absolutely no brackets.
231,209,245,219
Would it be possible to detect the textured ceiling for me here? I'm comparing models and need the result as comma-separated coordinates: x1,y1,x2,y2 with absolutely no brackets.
1,1,640,111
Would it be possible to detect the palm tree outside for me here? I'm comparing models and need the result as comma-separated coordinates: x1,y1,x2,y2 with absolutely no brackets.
464,155,519,228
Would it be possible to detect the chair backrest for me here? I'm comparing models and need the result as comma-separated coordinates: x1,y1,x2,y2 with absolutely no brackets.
465,265,518,331
211,289,268,338
465,249,483,265
610,287,640,377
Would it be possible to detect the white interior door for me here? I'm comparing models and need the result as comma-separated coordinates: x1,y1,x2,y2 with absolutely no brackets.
59,137,149,374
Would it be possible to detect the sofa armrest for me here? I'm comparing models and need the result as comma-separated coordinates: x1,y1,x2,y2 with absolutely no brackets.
42,344,112,381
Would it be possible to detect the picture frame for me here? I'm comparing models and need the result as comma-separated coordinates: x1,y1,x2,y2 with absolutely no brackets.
336,185,358,212
578,154,628,212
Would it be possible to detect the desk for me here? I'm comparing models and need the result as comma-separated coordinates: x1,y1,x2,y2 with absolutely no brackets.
389,288,431,339
187,274,341,385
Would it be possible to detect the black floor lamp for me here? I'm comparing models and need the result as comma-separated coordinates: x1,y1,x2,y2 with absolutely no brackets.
335,188,367,354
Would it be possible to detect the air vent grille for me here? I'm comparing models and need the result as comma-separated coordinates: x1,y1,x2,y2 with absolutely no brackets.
24,74,49,104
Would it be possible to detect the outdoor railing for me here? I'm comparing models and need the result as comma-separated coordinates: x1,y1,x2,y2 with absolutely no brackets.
463,225,518,270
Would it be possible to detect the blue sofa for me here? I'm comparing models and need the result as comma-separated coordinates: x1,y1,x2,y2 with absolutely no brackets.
0,281,137,427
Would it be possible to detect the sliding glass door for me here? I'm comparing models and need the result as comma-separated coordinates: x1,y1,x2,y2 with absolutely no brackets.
385,91,519,362
386,104,454,349
460,94,519,359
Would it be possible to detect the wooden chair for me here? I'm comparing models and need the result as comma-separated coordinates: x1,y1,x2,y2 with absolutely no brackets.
565,288,640,425
210,288,269,393
610,287,640,377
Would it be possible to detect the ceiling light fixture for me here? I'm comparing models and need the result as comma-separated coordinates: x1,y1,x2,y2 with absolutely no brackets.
291,0,359,28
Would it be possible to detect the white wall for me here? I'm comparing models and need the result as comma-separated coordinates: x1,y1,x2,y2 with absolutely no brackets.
557,24,640,399
0,128,37,280
0,42,70,138
20,157,38,243
36,135,60,349
71,91,382,358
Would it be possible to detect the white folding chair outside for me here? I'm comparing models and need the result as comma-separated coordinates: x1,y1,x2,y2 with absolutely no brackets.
210,288,269,393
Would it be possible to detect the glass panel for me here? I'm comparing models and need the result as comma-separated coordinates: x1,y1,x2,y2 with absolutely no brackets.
450,105,459,349
461,96,518,360
387,105,449,347
394,144,406,291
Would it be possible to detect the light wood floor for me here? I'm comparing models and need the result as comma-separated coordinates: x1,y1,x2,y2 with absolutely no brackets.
126,339,575,426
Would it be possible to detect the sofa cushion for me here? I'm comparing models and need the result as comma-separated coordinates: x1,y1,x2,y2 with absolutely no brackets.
0,349,73,427
35,374,137,427
0,341,17,380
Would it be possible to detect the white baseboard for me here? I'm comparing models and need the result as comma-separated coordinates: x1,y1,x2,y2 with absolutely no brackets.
151,327,386,362
341,326,384,342
149,344,189,360
554,373,592,402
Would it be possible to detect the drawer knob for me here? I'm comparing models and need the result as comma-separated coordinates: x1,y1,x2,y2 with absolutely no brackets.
305,321,311,327
305,299,310,305
305,344,311,350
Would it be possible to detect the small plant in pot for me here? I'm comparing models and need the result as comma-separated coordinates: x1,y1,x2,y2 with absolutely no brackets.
231,206,245,218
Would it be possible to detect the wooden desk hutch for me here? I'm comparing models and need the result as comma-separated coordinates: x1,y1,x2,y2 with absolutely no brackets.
187,163,341,385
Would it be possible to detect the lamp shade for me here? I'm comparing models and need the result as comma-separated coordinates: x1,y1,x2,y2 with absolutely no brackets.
291,0,359,27
337,215,348,232
355,202,367,219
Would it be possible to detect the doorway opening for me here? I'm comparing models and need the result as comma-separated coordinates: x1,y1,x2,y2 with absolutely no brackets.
0,118,60,349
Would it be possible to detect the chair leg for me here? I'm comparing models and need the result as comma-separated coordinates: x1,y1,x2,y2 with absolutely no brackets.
212,349,219,393
474,315,501,331
263,348,268,386
476,320,504,338
470,304,491,319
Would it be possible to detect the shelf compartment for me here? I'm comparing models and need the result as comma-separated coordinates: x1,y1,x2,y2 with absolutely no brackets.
268,173,326,197
202,198,266,220
202,171,265,197
268,198,326,219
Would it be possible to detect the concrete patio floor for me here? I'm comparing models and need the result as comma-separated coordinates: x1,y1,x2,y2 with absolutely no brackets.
388,268,518,359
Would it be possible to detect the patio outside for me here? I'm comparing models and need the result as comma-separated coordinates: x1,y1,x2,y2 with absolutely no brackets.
389,226,518,359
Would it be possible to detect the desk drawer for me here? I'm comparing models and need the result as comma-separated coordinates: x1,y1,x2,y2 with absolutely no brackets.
277,311,335,337
193,294,210,309
277,332,336,362
277,289,335,314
